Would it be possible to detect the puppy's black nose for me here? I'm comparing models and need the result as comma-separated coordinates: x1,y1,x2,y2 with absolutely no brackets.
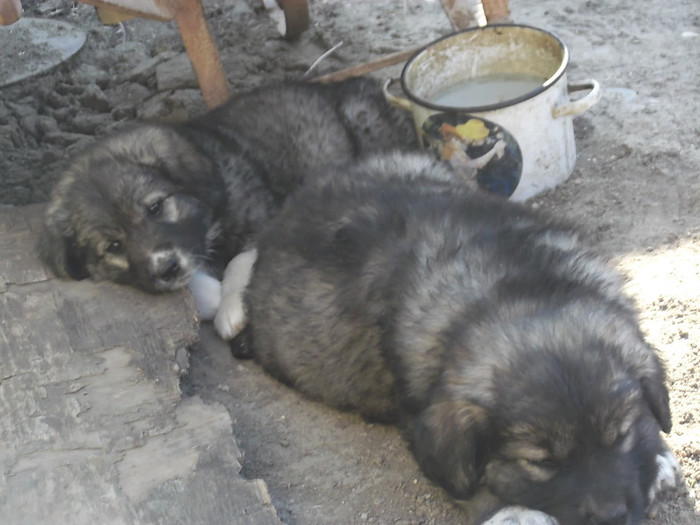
160,259,181,281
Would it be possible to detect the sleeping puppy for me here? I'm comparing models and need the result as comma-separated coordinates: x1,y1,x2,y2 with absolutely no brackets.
220,152,679,524
38,77,417,316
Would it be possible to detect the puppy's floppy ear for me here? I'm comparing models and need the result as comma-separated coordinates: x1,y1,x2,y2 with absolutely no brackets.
146,126,226,213
410,395,489,500
38,214,90,281
621,339,673,433
640,364,672,434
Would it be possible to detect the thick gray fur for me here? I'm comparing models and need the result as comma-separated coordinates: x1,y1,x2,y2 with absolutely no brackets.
245,152,673,524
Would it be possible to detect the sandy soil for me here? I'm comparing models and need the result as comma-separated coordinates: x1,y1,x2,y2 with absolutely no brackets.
2,0,698,523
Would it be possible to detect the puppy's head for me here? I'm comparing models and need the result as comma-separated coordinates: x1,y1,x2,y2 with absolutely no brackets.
39,125,225,293
411,303,672,525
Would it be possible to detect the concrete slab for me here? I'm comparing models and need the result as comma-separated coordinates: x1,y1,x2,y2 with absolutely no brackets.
0,205,281,525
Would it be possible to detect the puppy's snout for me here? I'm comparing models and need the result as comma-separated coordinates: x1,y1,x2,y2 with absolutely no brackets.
160,258,181,281
586,503,629,525
144,250,191,291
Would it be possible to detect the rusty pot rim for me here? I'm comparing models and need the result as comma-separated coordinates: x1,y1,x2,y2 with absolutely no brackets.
400,23,569,113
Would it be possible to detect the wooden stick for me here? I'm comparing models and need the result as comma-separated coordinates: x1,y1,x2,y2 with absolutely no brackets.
312,48,420,84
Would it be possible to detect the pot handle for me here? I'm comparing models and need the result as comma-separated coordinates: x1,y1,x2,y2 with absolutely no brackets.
552,79,601,118
382,79,413,112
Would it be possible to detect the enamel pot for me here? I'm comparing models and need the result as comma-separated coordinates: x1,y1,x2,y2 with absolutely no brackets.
386,24,600,200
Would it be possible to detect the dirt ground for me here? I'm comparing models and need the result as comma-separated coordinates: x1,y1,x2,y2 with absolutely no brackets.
1,0,698,524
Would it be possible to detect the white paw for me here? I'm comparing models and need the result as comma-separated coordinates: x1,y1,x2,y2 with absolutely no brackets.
213,249,258,340
214,290,247,340
187,270,221,321
483,506,558,525
648,450,681,504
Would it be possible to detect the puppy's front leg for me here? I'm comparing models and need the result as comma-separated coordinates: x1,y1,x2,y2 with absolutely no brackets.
455,487,558,525
214,248,258,340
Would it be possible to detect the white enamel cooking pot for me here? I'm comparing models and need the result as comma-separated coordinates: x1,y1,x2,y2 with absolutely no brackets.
387,24,601,201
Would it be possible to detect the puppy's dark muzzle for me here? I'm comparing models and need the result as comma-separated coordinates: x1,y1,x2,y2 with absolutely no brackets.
159,258,182,282
135,248,192,292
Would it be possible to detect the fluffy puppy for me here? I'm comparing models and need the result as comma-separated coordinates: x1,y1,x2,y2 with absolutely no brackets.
231,152,678,524
38,78,417,298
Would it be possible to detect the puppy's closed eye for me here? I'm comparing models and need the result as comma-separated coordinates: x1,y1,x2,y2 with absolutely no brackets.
519,457,558,482
500,442,559,482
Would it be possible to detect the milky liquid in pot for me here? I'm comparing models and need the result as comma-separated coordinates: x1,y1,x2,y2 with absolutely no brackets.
429,73,547,107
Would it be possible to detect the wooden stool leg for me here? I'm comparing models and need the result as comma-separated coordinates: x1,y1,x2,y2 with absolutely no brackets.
440,0,510,30
0,0,23,25
174,0,230,108
276,0,309,39
482,0,510,22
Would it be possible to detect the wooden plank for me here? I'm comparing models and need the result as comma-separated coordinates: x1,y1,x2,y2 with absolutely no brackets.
0,206,50,291
0,206,281,524
0,230,49,291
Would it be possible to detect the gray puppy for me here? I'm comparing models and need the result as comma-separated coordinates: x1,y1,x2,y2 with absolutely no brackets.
39,78,417,295
238,152,677,524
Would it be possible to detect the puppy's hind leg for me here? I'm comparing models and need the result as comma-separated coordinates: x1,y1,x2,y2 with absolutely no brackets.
229,325,255,360
214,248,258,341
